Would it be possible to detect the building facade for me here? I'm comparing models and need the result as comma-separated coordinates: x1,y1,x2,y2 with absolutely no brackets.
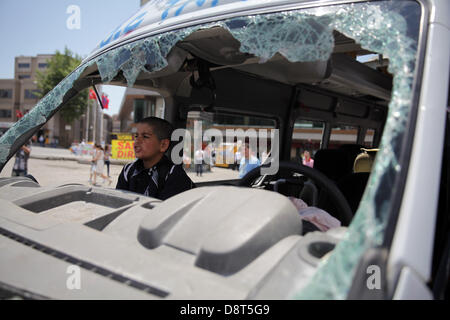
117,87,164,133
0,54,113,147
0,78,16,135
80,94,113,145
0,55,53,136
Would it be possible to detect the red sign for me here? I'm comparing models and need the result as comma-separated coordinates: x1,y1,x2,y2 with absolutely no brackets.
101,94,109,109
89,89,97,100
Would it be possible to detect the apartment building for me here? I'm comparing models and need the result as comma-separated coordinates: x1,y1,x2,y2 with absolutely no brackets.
15,54,54,114
0,54,53,136
116,87,164,133
0,79,16,135
1,54,113,146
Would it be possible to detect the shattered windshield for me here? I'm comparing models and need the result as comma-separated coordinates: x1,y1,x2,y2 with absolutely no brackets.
0,1,421,299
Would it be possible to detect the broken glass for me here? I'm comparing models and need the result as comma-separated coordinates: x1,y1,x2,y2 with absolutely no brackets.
0,0,420,299
294,1,419,300
0,63,93,163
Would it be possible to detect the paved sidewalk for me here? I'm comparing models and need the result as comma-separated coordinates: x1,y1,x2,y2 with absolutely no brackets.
29,145,128,165
1,145,239,186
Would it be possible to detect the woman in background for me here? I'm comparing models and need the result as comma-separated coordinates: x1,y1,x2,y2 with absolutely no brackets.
302,150,314,168
89,145,97,184
92,144,112,186
104,145,111,177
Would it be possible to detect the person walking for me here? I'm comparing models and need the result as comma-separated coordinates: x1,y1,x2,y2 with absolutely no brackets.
194,147,204,177
234,148,242,171
11,140,31,176
38,135,44,147
92,144,112,186
89,145,97,184
104,145,111,177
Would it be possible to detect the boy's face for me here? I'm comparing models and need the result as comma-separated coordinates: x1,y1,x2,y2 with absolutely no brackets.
133,123,169,162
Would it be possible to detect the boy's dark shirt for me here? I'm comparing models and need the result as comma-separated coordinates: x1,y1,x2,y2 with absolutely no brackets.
116,155,195,200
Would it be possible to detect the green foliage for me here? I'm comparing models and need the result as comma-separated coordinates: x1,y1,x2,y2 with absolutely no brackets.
36,47,88,123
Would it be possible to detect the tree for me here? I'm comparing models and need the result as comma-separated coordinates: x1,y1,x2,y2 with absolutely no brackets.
36,47,88,123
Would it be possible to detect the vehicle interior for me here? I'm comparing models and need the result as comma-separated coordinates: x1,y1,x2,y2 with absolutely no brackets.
88,26,390,226
0,17,397,299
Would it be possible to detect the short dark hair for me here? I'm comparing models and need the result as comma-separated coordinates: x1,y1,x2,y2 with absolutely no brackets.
136,117,174,141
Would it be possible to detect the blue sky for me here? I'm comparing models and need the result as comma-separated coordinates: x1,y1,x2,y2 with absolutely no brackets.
0,0,141,116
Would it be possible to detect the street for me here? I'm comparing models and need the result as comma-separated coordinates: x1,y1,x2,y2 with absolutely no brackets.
0,146,239,188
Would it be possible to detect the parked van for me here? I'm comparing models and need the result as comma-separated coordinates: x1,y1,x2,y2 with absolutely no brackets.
0,0,448,300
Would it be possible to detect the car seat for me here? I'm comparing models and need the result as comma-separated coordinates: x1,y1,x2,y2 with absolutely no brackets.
339,144,365,173
309,149,353,223
336,148,379,215
353,148,378,172
313,149,351,182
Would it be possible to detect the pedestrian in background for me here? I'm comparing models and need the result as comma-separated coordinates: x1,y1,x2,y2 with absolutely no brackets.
89,145,97,184
12,140,31,176
183,152,191,170
302,150,314,168
104,145,111,177
194,147,204,177
238,143,261,178
92,144,112,186
234,148,242,171
39,135,44,147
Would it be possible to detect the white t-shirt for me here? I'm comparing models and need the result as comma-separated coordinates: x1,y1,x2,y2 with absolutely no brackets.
194,150,204,164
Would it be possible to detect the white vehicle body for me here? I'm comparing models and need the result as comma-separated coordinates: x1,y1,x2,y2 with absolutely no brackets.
0,0,449,300
388,1,449,299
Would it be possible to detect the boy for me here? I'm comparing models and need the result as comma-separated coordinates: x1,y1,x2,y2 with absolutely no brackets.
116,117,195,200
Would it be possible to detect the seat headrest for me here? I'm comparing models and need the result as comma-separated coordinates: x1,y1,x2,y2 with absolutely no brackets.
353,148,379,173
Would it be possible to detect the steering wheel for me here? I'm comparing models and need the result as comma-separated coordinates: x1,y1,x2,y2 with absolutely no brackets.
238,161,353,226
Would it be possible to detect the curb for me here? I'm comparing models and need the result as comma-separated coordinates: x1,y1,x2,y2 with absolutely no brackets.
30,154,129,166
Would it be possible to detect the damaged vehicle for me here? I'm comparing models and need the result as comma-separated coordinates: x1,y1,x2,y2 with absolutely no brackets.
0,0,449,300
